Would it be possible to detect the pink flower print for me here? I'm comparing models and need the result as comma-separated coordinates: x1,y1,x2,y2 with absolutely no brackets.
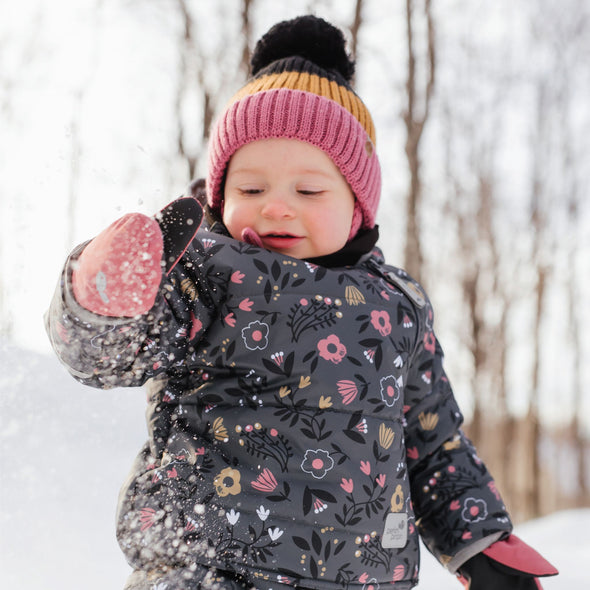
488,481,501,501
379,290,391,301
356,418,368,434
370,310,392,336
359,573,369,584
363,348,376,363
224,312,236,327
375,474,386,487
379,375,402,407
423,331,436,354
231,270,245,283
461,498,488,523
189,312,203,340
362,579,380,590
271,351,284,366
360,460,371,475
407,447,419,460
337,380,358,405
241,320,269,351
251,468,278,492
402,313,413,328
462,530,472,540
55,321,70,343
393,565,405,582
314,498,328,514
167,467,178,478
202,238,216,249
239,298,253,311
317,334,347,364
301,449,335,479
185,517,197,532
139,507,157,531
340,478,354,494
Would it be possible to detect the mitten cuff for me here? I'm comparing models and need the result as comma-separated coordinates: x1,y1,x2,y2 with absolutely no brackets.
446,532,505,573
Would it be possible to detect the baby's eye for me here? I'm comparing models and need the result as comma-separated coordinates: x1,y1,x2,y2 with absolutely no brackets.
298,189,323,196
240,188,264,195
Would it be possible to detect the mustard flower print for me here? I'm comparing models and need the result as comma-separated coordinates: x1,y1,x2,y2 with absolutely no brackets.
378,423,395,449
370,310,392,336
379,375,402,407
418,411,439,431
211,416,229,442
241,320,270,351
213,467,242,497
301,449,334,479
317,334,347,364
345,285,366,306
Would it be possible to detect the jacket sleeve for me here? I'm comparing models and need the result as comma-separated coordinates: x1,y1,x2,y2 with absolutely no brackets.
403,295,512,573
45,242,193,389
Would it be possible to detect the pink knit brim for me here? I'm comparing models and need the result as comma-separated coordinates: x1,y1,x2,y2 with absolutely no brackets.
207,89,381,237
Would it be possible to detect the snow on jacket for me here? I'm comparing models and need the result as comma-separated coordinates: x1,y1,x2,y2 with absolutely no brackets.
46,198,512,590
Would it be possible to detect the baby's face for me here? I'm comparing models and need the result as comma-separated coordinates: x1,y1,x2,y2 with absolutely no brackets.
223,138,355,259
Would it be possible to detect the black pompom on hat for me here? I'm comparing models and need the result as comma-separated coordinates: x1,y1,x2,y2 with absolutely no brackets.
250,15,355,81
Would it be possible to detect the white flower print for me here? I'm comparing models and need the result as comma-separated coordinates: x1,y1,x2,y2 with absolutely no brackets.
241,320,270,351
268,527,284,541
256,505,270,521
226,508,240,525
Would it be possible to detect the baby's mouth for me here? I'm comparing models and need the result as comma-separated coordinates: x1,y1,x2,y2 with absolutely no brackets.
260,232,304,249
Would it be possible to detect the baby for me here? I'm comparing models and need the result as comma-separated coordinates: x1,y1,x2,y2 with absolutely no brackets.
46,15,556,590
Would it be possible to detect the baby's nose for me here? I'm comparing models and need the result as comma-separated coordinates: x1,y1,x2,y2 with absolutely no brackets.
261,194,295,219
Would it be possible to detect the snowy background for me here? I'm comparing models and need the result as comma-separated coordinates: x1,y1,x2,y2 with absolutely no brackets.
1,0,589,587
2,341,586,588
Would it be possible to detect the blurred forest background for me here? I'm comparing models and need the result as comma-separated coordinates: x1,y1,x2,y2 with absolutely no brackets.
1,0,589,524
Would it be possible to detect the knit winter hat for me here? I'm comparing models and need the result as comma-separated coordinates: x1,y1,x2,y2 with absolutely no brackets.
206,15,381,238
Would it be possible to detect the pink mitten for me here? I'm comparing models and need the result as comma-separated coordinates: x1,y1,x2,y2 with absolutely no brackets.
72,213,164,317
457,534,558,589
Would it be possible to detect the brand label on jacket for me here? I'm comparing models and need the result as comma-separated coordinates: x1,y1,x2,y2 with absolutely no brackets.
381,513,408,548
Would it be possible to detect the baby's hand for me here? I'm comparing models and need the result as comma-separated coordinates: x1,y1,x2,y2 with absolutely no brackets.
72,213,164,317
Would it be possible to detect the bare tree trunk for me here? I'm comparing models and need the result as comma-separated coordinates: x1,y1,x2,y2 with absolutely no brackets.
527,79,550,519
403,0,435,282
349,0,364,63
239,0,254,77
175,0,255,180
176,0,198,180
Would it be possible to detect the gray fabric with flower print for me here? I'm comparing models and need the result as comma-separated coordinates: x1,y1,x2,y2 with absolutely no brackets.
46,199,512,590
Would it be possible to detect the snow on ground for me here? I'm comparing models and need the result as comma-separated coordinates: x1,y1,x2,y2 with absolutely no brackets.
1,342,586,588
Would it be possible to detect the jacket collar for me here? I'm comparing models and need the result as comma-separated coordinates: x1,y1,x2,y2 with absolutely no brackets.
208,222,380,268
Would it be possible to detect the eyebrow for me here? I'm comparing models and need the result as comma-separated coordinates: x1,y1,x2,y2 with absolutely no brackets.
228,167,335,179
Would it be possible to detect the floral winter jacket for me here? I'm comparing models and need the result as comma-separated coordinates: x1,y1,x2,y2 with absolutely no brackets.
46,197,512,590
